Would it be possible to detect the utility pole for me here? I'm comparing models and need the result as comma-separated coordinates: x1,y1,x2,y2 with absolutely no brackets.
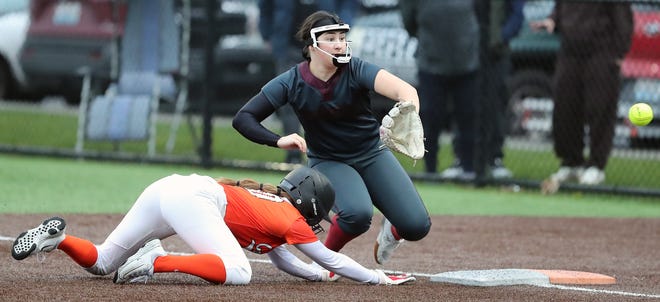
200,0,217,168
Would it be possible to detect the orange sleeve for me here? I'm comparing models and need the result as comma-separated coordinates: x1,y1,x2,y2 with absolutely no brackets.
283,218,319,245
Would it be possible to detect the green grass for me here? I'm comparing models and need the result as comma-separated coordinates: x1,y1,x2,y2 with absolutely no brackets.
1,153,658,217
2,106,660,189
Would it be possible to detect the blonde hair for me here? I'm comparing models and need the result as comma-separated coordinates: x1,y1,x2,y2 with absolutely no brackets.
217,177,291,199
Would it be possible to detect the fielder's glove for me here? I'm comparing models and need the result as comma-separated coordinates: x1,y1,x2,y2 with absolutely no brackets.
379,101,425,160
374,269,416,285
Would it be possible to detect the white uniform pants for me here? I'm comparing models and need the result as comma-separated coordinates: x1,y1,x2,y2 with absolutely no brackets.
86,174,251,284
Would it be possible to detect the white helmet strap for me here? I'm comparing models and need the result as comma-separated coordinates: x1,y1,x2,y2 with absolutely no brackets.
310,23,350,47
310,23,351,65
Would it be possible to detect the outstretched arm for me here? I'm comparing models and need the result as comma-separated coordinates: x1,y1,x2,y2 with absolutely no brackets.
267,244,333,281
295,241,415,285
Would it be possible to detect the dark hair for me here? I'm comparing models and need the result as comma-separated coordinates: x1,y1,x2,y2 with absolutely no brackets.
295,10,344,61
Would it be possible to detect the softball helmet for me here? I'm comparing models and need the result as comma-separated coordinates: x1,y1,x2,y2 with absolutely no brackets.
278,167,335,232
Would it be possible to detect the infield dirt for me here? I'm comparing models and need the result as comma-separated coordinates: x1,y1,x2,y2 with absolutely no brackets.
1,214,658,301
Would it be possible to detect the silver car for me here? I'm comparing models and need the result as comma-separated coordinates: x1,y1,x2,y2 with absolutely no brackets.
0,0,29,99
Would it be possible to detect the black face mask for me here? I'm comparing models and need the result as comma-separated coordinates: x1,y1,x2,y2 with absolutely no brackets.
332,56,349,67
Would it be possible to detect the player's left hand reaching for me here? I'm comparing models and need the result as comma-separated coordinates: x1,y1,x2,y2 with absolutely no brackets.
375,269,416,285
320,269,341,282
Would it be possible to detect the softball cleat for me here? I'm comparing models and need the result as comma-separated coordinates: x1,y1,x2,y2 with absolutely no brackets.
114,239,166,284
374,218,403,265
12,217,66,260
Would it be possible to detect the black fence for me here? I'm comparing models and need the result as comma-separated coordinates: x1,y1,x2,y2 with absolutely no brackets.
1,0,659,197
351,0,660,196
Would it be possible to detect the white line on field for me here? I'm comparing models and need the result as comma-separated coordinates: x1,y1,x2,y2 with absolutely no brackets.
173,252,436,277
2,236,659,298
536,283,660,299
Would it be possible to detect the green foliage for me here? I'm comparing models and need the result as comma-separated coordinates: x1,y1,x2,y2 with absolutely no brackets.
1,106,660,193
1,154,658,217
416,182,660,218
0,153,285,214
0,110,78,147
0,108,285,161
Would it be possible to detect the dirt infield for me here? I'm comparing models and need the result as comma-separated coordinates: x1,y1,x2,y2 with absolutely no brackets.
1,214,658,301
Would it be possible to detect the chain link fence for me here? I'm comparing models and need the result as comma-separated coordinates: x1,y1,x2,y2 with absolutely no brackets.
1,0,659,197
351,0,660,196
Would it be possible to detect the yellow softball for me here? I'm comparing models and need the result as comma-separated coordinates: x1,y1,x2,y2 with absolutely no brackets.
628,103,653,126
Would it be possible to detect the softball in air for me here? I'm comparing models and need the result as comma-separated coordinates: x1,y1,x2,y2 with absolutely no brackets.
628,103,653,126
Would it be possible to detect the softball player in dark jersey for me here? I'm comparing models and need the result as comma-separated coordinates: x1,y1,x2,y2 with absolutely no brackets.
233,11,431,264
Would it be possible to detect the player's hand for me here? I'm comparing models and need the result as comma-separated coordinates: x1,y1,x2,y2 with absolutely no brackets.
277,133,307,153
374,269,416,285
530,18,555,33
320,269,341,282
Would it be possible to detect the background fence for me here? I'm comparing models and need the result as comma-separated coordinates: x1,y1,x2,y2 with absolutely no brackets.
0,0,659,197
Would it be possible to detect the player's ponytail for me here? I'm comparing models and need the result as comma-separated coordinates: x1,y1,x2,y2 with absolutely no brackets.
217,177,285,197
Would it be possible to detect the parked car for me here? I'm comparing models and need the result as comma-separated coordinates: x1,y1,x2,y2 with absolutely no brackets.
13,0,272,115
349,1,416,120
0,0,29,99
186,0,275,116
507,0,558,136
352,0,660,148
509,1,660,148
15,0,127,103
618,3,660,148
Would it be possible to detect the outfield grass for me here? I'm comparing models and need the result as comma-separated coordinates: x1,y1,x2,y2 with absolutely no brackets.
1,153,658,217
4,107,660,189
